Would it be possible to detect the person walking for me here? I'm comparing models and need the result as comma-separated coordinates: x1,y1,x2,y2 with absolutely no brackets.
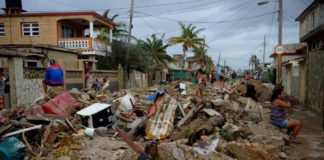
270,85,302,143
43,59,64,94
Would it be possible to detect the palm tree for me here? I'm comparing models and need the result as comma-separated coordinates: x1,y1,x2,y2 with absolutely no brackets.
249,54,261,71
193,46,213,69
96,9,133,44
102,9,129,40
140,34,173,67
170,22,206,80
140,34,173,81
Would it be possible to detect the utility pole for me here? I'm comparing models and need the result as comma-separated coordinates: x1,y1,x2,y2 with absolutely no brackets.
263,35,266,70
125,0,134,88
216,52,220,75
127,0,134,47
224,59,226,72
277,0,283,83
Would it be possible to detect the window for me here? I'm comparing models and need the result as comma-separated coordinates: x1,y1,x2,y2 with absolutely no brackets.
22,23,39,36
311,11,315,28
0,23,4,37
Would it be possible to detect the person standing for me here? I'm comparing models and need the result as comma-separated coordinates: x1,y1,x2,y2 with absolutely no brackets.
85,71,94,90
43,59,64,94
219,69,225,88
0,68,6,109
195,69,206,102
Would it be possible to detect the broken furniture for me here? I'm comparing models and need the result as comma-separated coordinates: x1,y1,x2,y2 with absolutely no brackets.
77,103,116,128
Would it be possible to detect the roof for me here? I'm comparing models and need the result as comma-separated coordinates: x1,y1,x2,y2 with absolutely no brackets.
282,57,306,66
0,44,80,57
270,43,307,57
296,0,324,21
0,11,115,26
0,48,45,57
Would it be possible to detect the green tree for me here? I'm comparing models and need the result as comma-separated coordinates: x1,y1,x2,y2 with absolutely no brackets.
249,54,261,71
140,34,173,81
140,34,173,68
170,22,206,79
193,46,213,69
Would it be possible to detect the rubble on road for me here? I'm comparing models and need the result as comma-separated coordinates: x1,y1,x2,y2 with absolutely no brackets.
0,80,297,160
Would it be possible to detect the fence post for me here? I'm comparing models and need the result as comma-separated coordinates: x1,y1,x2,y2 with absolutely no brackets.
118,64,123,90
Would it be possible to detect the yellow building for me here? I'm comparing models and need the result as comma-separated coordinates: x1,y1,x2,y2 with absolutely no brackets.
0,11,114,59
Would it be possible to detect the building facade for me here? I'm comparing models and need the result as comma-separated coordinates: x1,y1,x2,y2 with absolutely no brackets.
296,0,324,112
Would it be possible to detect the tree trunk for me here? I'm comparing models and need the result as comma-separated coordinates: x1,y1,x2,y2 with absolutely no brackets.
181,48,186,81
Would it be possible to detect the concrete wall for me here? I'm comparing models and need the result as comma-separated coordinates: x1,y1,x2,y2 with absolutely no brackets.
299,62,306,104
127,70,148,89
290,63,300,99
306,49,324,113
46,50,79,70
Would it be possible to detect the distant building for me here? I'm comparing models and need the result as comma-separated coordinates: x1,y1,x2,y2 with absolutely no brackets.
296,0,324,112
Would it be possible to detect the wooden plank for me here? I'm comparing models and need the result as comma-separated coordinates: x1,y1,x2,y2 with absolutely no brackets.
3,125,42,138
176,103,205,128
177,102,186,118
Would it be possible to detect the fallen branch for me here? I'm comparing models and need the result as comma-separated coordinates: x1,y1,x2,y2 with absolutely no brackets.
22,132,38,156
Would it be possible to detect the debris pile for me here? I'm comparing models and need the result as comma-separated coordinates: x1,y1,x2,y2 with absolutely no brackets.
0,80,292,160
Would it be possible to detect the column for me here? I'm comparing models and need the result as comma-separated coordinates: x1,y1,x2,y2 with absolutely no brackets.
8,57,23,108
118,64,123,90
109,28,113,43
89,21,94,38
291,62,300,99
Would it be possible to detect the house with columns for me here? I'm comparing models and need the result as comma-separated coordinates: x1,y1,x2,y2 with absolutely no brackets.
0,10,114,70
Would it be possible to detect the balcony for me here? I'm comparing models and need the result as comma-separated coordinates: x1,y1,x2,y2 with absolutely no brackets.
58,38,111,56
57,17,113,56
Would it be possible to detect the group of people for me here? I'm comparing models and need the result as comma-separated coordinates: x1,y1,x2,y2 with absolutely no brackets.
85,71,110,91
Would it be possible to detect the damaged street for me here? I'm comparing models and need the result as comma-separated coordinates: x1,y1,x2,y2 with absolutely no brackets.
0,80,323,159
0,0,323,159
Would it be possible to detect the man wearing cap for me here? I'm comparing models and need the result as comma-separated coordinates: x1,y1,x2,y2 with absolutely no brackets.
43,59,64,94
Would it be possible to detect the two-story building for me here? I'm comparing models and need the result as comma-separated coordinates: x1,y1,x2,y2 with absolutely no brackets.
0,10,114,70
296,0,324,113
0,1,120,108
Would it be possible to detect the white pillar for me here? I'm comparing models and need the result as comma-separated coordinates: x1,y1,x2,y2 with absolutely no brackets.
109,28,113,43
89,21,94,38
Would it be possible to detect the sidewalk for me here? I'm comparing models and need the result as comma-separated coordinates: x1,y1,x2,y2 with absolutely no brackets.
286,104,324,159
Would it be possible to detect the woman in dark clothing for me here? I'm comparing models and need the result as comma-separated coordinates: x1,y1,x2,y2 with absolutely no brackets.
270,86,301,143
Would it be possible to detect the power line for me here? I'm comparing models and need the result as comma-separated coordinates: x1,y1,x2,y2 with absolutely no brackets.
140,17,158,33
203,0,250,29
135,10,276,24
26,0,213,13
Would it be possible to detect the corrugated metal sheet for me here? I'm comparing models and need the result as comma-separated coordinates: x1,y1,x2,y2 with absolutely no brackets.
145,94,177,140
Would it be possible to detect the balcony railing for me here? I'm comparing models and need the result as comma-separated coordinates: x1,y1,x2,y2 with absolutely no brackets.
58,38,92,49
58,38,112,56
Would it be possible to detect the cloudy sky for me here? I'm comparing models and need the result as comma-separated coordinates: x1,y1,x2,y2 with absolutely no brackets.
0,0,313,69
